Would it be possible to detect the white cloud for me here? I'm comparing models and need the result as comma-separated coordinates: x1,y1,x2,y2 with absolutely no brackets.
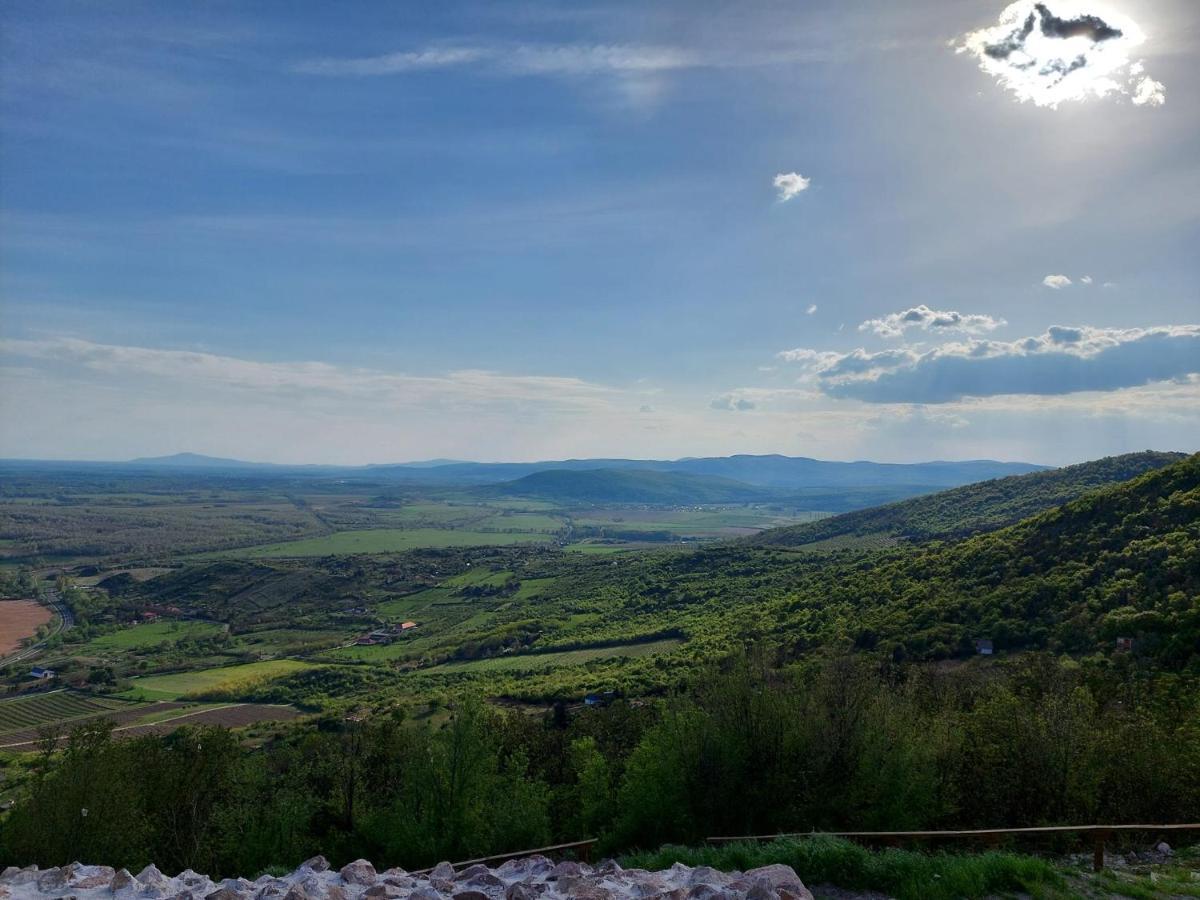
777,324,1200,403
295,43,698,78
294,47,488,76
859,305,1005,339
773,172,811,202
293,42,706,111
1043,274,1072,289
1080,275,1093,285
506,44,697,76
957,1,1165,108
0,337,621,413
1132,75,1166,106
710,393,756,411
806,304,818,315
775,348,843,367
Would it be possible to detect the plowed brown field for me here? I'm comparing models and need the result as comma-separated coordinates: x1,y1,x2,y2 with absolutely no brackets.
0,600,51,654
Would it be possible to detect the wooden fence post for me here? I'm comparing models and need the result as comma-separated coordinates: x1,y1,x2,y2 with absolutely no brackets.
1093,829,1111,872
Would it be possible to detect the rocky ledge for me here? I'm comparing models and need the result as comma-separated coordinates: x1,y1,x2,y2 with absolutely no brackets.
0,856,814,900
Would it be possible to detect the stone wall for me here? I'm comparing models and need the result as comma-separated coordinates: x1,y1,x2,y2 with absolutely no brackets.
0,856,814,900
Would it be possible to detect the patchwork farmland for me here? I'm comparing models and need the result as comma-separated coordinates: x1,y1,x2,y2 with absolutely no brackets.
0,689,305,749
0,690,132,735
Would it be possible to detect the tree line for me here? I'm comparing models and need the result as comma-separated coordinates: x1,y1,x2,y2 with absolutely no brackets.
3,651,1197,876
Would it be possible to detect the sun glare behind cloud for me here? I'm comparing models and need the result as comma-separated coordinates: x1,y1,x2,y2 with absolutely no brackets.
958,1,1166,107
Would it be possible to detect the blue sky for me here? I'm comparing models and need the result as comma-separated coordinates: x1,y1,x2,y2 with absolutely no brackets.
1,0,1197,464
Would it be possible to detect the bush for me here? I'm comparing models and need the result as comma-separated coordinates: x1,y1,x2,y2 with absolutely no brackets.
620,836,1063,900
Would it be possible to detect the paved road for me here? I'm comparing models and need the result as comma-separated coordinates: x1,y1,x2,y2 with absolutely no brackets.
0,588,73,669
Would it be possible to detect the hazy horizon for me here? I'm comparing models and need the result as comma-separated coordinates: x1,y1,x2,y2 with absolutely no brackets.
2,448,1069,467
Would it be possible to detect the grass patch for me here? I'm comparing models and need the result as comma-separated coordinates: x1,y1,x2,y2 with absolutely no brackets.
213,528,553,557
83,620,226,651
446,568,515,587
477,512,565,532
372,504,495,527
513,577,557,601
621,836,1064,900
121,660,315,701
421,637,684,674
372,586,457,618
230,628,347,654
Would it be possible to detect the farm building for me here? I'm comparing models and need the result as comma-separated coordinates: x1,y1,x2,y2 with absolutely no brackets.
1115,636,1134,651
353,621,419,646
973,638,994,655
28,667,55,680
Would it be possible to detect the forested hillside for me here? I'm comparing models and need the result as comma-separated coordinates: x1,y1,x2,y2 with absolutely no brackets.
758,452,1200,663
748,451,1184,550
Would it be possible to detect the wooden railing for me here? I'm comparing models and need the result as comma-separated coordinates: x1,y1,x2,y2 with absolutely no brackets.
707,824,1200,871
410,839,598,875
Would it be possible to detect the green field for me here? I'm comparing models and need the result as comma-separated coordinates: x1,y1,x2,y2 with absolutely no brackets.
83,620,227,651
513,577,558,600
121,659,315,701
571,506,823,535
373,503,496,527
477,512,565,532
421,637,684,674
565,543,637,554
328,640,429,663
446,567,516,587
372,586,458,619
0,690,133,735
230,628,348,654
213,528,555,557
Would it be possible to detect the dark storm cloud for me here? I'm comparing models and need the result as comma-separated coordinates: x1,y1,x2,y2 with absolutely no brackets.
983,11,1037,61
1034,4,1122,42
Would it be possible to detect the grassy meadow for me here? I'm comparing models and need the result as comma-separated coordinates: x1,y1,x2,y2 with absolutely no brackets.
120,659,316,701
208,528,556,558
83,620,226,651
419,636,685,673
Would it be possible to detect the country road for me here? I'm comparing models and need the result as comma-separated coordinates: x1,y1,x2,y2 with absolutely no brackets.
0,588,73,669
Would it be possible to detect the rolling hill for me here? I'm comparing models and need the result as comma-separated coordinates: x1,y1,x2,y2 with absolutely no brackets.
485,468,768,504
372,454,1046,488
806,450,1200,663
128,452,275,469
747,451,1186,550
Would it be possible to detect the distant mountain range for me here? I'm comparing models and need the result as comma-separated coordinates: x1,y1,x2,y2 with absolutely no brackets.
484,468,769,505
129,452,282,469
370,454,1047,488
108,451,1047,490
